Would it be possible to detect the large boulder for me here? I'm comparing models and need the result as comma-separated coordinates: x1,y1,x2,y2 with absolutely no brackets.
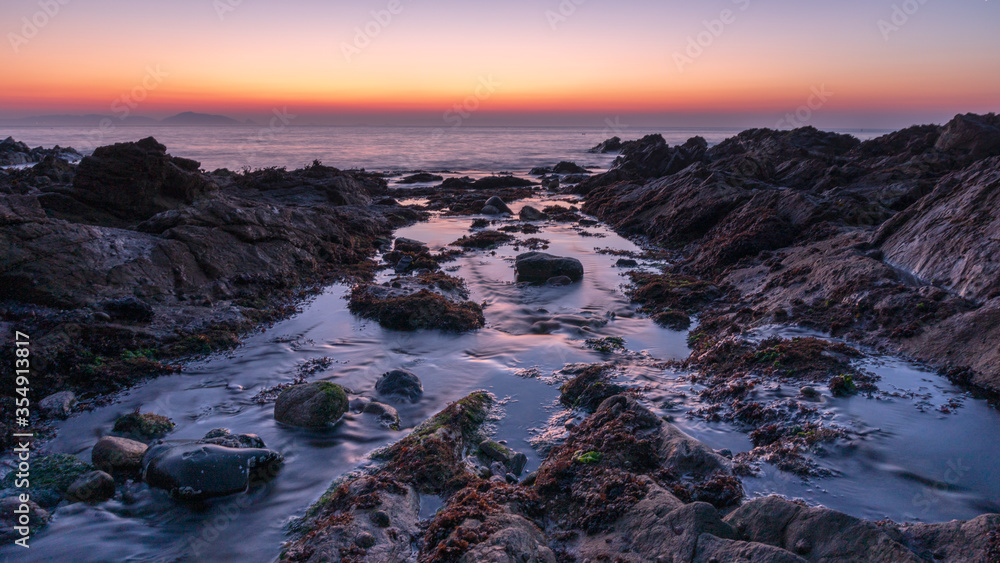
514,252,584,283
142,441,283,500
274,381,349,427
72,137,214,220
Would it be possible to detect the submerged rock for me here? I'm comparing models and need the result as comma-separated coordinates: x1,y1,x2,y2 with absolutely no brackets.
361,401,402,430
66,471,116,503
375,369,423,402
274,381,349,427
514,252,584,284
397,172,443,184
518,205,547,221
141,442,283,500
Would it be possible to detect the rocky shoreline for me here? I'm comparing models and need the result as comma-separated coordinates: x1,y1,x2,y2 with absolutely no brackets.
2,119,999,561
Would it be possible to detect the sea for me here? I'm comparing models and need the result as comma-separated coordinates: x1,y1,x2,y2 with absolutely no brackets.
1,124,892,174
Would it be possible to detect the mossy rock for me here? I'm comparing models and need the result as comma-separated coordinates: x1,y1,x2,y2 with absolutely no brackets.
274,382,349,427
1,453,95,506
112,412,175,442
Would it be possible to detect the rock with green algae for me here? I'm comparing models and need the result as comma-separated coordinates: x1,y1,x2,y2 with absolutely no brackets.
274,381,349,427
0,454,94,507
112,412,175,442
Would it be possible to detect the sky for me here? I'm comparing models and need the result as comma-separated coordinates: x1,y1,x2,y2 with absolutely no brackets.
1,0,998,129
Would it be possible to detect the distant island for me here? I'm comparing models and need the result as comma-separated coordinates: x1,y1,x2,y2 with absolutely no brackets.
0,111,251,127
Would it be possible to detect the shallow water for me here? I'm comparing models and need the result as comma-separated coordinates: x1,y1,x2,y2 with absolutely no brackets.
2,193,999,562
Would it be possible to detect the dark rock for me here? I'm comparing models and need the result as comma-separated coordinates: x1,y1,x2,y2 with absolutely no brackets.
652,309,691,330
553,161,589,174
473,175,534,190
274,381,349,427
611,134,709,180
482,196,513,215
362,401,402,430
141,442,283,500
66,471,116,503
615,258,638,267
515,252,584,283
393,237,427,252
933,113,1000,163
375,369,423,403
559,365,625,411
199,429,266,449
72,137,215,220
101,297,154,323
397,172,443,184
529,166,552,175
92,436,147,475
589,136,623,153
518,205,547,221
38,391,75,419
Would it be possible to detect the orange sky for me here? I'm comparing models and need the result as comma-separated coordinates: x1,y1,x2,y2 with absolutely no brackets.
2,0,998,127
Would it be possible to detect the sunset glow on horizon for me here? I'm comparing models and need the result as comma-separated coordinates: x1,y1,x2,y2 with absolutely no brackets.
2,0,998,128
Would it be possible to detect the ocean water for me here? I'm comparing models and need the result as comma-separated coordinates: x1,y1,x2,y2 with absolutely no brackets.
1,125,891,173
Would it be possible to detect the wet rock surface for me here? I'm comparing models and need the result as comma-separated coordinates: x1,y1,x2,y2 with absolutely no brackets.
274,381,349,427
141,439,283,500
375,369,424,403
582,114,1000,397
348,274,485,332
514,252,584,284
286,376,997,562
0,138,403,451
